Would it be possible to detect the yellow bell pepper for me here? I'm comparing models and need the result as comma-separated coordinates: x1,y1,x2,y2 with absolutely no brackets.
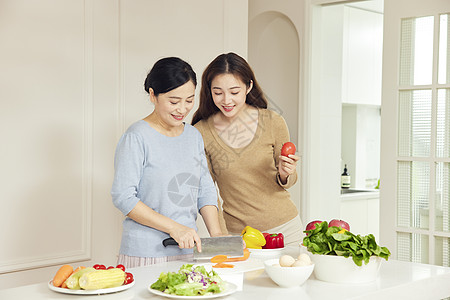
241,226,266,249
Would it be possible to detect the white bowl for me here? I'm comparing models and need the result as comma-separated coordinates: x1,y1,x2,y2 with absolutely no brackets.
310,254,382,284
264,258,314,288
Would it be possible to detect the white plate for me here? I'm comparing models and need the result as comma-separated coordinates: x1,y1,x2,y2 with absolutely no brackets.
148,281,237,299
248,247,284,256
48,280,135,295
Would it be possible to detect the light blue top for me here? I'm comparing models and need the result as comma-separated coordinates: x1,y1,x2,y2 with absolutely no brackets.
111,120,218,258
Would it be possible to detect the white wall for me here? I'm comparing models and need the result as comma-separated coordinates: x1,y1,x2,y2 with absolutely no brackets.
355,105,381,188
305,4,344,221
0,0,248,289
341,105,381,189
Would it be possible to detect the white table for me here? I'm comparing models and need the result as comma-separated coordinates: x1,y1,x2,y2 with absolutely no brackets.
1,248,450,300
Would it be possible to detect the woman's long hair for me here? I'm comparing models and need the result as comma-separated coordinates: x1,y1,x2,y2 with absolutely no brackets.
191,53,267,125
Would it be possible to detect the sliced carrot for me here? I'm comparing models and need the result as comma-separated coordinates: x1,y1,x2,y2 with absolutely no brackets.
210,255,228,264
225,248,250,262
213,262,234,268
52,265,73,287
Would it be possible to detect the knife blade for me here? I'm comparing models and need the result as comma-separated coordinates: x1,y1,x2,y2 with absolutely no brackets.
162,236,244,260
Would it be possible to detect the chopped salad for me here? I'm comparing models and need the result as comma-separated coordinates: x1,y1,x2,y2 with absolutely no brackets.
150,264,225,296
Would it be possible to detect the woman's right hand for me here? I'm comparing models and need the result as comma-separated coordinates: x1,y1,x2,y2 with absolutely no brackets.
169,225,202,253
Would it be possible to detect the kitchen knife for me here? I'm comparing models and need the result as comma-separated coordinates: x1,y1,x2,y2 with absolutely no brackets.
162,235,244,260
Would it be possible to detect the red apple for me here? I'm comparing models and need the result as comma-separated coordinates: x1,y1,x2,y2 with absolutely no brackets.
305,220,322,234
328,219,350,231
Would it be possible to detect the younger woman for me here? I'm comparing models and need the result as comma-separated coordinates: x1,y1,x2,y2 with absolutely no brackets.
192,53,303,245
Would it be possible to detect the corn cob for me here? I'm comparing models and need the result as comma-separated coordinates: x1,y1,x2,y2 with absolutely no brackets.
79,268,125,290
65,267,95,289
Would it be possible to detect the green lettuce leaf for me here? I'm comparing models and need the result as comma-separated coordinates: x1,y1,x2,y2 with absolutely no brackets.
172,282,204,296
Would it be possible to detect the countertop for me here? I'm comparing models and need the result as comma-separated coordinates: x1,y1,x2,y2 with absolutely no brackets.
340,188,380,201
1,246,450,300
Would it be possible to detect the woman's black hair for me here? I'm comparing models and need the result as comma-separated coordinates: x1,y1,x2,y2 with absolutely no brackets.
144,57,197,96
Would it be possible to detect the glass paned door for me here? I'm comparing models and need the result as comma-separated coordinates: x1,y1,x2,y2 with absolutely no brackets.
396,13,450,266
398,90,432,157
399,17,434,86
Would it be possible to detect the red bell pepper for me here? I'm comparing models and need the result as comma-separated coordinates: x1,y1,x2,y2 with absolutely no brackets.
262,233,284,249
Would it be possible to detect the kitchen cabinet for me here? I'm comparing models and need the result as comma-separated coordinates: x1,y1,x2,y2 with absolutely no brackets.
342,6,383,106
340,190,380,240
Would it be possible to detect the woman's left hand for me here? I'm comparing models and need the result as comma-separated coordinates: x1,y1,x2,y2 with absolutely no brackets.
278,154,300,184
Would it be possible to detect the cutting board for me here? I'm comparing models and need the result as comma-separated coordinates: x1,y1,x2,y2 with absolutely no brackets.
194,257,264,275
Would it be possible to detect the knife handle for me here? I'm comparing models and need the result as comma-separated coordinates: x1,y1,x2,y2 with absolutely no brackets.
162,238,179,247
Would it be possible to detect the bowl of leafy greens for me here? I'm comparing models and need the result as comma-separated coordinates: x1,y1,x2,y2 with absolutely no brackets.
148,264,237,297
302,221,390,284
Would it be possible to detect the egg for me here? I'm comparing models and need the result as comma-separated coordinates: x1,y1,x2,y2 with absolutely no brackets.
292,259,310,267
279,255,296,267
297,253,312,264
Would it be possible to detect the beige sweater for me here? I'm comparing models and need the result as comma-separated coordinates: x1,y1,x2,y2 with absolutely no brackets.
194,108,299,233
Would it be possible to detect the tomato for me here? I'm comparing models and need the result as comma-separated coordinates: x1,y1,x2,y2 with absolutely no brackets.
107,266,115,270
124,272,134,285
93,264,106,270
116,264,126,272
281,142,296,157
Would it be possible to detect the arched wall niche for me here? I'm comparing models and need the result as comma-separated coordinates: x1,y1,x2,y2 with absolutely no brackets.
248,11,300,147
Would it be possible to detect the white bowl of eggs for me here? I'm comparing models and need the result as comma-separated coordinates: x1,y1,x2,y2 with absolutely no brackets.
264,253,314,288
